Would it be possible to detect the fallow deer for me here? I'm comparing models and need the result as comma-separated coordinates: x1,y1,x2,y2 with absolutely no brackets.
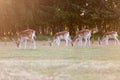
49,31,71,46
100,31,119,45
71,29,91,46
15,29,36,49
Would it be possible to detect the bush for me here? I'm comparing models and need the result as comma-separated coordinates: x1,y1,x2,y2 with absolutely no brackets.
36,35,51,41
0,36,13,41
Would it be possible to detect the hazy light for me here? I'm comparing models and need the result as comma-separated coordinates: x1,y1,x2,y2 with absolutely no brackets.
86,3,88,6
80,10,85,16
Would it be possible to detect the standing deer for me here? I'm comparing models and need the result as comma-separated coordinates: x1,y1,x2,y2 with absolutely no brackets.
49,31,71,46
100,31,119,45
14,29,36,49
71,29,91,46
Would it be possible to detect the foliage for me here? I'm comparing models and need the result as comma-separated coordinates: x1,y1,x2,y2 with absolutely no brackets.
0,0,120,36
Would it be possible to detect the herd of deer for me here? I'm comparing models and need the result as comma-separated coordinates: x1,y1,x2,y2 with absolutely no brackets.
14,29,120,49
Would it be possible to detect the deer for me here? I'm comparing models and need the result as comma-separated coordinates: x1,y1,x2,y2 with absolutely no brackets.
100,31,119,45
71,29,91,46
14,29,36,49
49,31,71,46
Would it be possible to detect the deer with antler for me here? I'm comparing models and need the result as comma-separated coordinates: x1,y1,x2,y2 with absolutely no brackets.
100,31,119,45
14,29,36,49
71,29,91,46
49,31,71,46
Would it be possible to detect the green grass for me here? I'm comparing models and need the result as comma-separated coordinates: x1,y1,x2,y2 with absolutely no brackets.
0,42,120,60
0,41,120,80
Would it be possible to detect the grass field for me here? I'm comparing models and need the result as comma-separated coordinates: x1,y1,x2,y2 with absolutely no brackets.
0,41,120,80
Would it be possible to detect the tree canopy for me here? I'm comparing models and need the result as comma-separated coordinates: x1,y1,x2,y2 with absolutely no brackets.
0,0,120,36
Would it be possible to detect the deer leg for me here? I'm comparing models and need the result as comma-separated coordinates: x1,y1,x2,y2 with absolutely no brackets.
51,39,56,46
80,39,83,46
103,36,109,45
65,40,68,46
88,38,91,46
115,38,119,45
65,38,69,46
24,40,27,49
84,38,87,46
114,38,117,45
54,39,57,45
57,39,60,46
33,40,36,49
105,39,109,45
56,38,60,46
18,42,21,49
78,38,82,46
31,39,36,49
71,40,76,47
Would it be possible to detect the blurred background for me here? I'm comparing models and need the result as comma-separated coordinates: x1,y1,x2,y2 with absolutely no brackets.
0,0,120,40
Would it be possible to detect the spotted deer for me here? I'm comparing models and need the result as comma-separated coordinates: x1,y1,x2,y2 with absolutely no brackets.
49,31,71,46
71,29,91,46
14,29,36,49
100,31,119,45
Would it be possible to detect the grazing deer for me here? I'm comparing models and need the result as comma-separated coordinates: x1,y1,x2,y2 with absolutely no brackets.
71,29,91,46
49,31,71,46
100,31,119,45
14,29,36,49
